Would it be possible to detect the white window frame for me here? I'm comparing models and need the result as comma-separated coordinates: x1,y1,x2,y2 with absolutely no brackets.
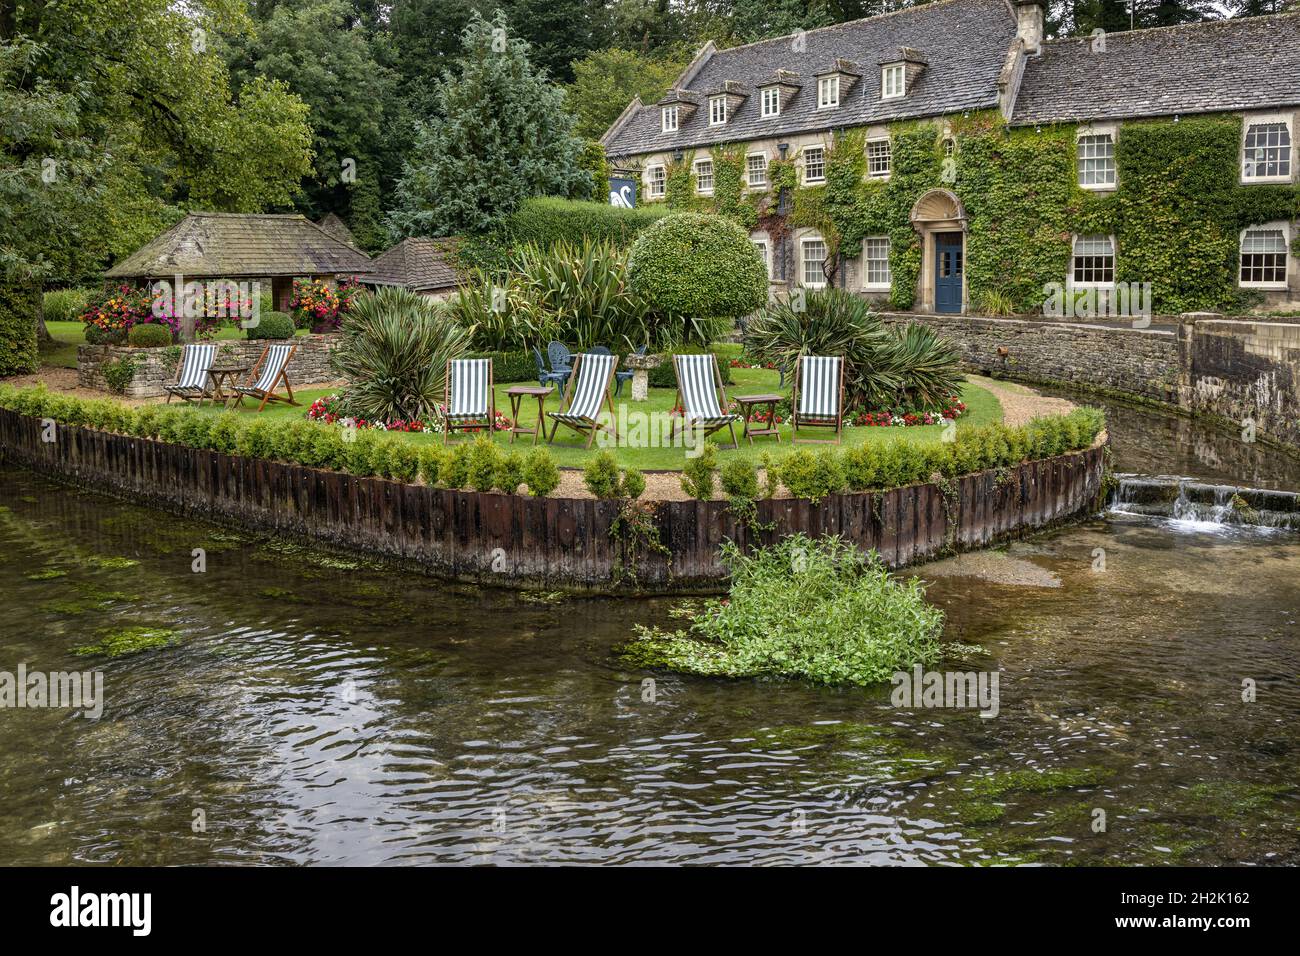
882,64,905,100
866,137,891,179
646,164,667,200
761,87,781,118
1069,234,1117,289
709,95,727,126
862,236,891,291
693,158,714,196
1238,222,1291,289
751,235,772,280
661,105,678,133
1076,127,1117,190
746,152,768,188
802,145,826,185
1241,113,1294,184
800,235,828,289
817,75,839,109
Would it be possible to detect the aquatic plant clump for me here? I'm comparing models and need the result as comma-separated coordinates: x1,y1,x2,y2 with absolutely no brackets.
622,534,944,686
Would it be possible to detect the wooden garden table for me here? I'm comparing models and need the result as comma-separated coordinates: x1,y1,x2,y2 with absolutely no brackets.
505,385,553,445
205,365,249,407
735,393,784,445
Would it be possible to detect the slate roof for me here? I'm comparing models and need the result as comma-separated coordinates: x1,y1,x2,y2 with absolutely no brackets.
1010,13,1300,125
603,0,1016,157
367,238,461,292
316,212,359,248
106,213,374,279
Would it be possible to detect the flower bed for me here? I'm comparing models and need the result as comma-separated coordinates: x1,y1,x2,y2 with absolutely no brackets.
305,393,513,435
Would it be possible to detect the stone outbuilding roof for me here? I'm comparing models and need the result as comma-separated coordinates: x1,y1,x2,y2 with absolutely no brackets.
105,212,374,279
602,0,1015,157
366,238,461,293
1011,13,1300,125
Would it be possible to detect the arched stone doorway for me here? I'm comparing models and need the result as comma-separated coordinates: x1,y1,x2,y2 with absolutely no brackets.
910,189,968,314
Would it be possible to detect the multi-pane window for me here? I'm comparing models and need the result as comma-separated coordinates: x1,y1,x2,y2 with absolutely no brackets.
801,238,827,287
882,64,905,99
1077,133,1116,188
761,87,781,118
752,239,771,278
661,106,678,133
867,139,891,178
746,153,768,188
1239,228,1288,286
1071,235,1115,286
818,75,839,109
803,146,826,184
863,237,891,289
943,137,957,158
1243,122,1292,180
647,165,666,199
694,159,714,194
709,95,727,126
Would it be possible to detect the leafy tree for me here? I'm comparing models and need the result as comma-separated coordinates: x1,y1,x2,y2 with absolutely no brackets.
504,0,610,82
386,11,589,238
566,48,683,140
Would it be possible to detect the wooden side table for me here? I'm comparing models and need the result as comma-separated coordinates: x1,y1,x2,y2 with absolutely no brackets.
205,366,249,407
735,393,783,445
505,385,553,445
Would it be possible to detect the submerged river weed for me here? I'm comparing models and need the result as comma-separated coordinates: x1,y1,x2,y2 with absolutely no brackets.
622,534,944,685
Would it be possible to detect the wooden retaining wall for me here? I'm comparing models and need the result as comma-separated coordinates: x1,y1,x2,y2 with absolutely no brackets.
0,409,1106,592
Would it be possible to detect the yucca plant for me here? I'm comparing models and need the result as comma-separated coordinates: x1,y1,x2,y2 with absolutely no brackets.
331,288,471,422
889,322,963,410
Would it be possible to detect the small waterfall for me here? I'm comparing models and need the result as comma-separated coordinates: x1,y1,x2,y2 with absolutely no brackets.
1108,475,1300,530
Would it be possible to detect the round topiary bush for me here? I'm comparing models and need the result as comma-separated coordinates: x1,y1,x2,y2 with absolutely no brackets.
246,311,295,340
127,323,174,348
626,213,768,341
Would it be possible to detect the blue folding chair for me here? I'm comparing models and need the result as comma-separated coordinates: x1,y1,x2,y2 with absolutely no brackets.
533,347,567,389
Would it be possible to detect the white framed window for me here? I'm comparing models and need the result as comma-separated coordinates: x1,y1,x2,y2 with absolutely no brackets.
802,146,826,185
800,236,827,288
709,95,727,126
761,87,781,118
1077,132,1116,189
943,137,957,158
1071,234,1116,287
866,138,891,178
817,75,839,109
1242,116,1293,182
746,153,768,188
1239,224,1290,288
882,64,905,100
862,236,891,290
646,164,666,200
751,236,772,279
661,106,678,133
694,158,714,195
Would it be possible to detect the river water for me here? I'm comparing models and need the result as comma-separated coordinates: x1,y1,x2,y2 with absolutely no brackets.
1,396,1296,865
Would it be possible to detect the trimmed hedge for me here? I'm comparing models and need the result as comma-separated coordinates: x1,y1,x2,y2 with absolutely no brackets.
0,280,40,376
0,384,563,496
507,197,672,248
467,349,537,385
127,323,173,348
246,311,295,340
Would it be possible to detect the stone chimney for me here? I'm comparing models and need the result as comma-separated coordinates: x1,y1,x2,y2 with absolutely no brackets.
1012,0,1044,51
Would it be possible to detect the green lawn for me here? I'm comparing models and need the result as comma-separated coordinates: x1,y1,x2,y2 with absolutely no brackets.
173,358,1004,470
40,320,307,370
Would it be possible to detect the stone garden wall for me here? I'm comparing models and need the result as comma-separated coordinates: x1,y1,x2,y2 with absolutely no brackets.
77,334,342,398
882,312,1300,450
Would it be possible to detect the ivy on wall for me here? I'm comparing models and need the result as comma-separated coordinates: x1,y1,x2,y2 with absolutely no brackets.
651,111,1299,314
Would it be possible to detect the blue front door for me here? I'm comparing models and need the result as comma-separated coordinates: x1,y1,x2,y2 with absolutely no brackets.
934,233,964,313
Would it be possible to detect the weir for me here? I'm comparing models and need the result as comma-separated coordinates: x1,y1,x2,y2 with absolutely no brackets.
1108,474,1300,529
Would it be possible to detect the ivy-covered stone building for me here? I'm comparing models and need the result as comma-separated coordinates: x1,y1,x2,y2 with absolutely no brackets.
601,0,1300,315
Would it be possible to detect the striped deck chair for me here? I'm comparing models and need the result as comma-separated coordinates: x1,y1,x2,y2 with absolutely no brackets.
442,357,494,445
163,343,217,405
670,352,740,449
791,354,845,444
233,341,299,412
547,352,619,448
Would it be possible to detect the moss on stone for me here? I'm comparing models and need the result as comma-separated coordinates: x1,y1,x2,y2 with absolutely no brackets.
26,568,68,580
73,625,179,657
968,767,1111,798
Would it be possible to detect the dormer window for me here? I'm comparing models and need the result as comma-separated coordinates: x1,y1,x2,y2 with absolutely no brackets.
817,75,839,109
761,87,781,118
1242,115,1293,182
882,64,905,99
709,95,727,126
661,106,679,133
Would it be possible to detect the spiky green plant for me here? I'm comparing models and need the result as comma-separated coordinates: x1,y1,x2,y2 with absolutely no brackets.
331,287,471,422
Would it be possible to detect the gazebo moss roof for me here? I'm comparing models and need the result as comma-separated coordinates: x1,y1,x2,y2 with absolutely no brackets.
366,237,462,293
105,212,374,279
